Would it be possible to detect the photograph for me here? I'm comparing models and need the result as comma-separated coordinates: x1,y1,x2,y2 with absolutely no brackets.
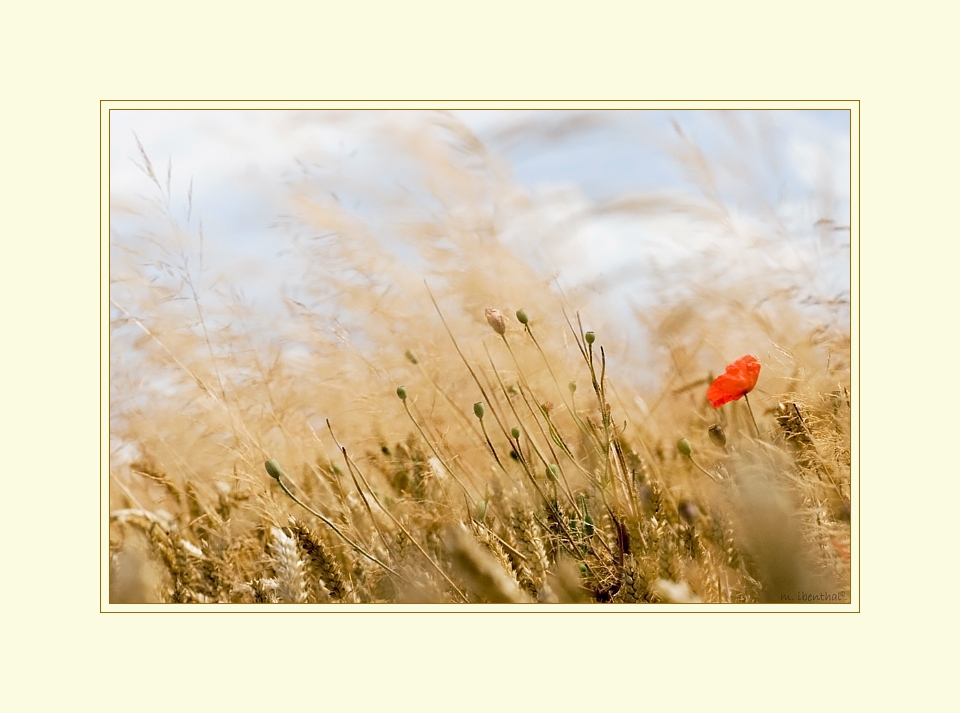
107,106,853,607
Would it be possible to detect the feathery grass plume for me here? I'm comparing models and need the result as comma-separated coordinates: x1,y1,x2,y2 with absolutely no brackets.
129,460,183,509
775,401,826,475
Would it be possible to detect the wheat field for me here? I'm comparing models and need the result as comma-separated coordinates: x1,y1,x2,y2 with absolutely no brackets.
108,110,852,605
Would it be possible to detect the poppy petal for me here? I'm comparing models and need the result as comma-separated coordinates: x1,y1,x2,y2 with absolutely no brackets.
707,355,760,408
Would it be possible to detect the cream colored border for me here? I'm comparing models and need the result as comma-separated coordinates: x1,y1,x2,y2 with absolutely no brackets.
102,100,859,613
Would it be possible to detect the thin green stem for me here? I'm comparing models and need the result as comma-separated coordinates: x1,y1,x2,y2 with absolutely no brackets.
402,400,479,501
744,393,762,440
337,444,469,603
271,472,404,581
685,454,721,483
478,418,502,467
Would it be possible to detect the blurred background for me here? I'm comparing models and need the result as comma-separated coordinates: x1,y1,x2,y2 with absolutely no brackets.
110,108,850,465
111,111,849,344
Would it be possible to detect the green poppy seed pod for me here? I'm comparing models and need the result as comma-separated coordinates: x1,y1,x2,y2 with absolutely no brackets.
708,424,726,448
396,386,407,401
264,459,283,481
474,402,484,420
404,350,418,365
584,331,595,345
568,381,577,394
546,464,558,482
511,427,520,440
677,438,692,457
516,308,529,325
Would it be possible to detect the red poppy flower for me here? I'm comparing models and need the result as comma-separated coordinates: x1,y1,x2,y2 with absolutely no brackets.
707,355,761,408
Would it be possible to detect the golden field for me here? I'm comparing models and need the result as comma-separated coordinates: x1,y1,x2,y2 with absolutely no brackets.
108,111,852,605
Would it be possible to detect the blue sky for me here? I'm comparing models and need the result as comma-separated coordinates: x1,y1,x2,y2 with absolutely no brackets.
459,109,849,205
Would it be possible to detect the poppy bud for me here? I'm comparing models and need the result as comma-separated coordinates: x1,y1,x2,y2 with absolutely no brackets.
708,424,726,448
584,331,595,345
516,308,529,325
485,308,506,335
677,438,692,457
264,459,283,481
474,402,484,420
511,427,520,440
546,464,558,482
568,381,577,394
404,350,418,365
396,386,407,401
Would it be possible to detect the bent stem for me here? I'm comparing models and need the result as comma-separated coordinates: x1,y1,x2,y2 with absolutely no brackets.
685,454,721,483
402,399,479,501
478,417,502,467
270,470,405,582
744,393,762,440
335,444,469,603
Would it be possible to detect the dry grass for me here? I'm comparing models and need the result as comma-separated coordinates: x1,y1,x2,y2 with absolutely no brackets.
109,111,851,604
